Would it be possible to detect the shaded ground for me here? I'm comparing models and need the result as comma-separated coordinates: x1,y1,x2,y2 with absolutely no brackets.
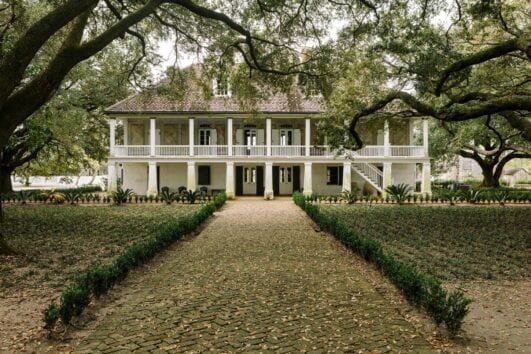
0,204,200,352
74,199,433,352
319,204,531,352
319,205,530,280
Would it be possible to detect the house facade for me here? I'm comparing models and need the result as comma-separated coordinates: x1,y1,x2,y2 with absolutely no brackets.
106,87,431,199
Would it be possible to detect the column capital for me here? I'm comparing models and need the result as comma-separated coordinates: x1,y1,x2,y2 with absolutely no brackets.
187,160,195,167
226,161,234,167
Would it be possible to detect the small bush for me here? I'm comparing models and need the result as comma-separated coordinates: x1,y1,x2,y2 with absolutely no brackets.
384,184,412,205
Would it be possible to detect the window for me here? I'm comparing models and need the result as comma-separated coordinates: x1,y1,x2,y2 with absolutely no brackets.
245,129,257,146
280,129,293,146
198,166,211,185
244,167,256,183
327,166,343,185
199,129,212,145
280,167,292,183
214,78,230,97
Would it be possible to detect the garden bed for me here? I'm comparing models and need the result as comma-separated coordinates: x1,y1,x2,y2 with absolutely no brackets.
318,205,530,281
1,204,201,295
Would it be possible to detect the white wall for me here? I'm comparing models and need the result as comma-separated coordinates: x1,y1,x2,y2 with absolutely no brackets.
122,163,147,194
159,164,187,191
311,164,342,195
392,163,416,187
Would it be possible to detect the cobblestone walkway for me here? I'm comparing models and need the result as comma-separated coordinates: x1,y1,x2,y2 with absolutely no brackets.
75,199,433,353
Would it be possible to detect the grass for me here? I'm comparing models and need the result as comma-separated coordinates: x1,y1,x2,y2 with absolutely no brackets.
319,205,531,281
0,204,200,295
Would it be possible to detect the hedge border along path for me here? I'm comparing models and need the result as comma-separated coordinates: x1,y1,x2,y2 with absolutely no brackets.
43,192,227,328
293,192,472,335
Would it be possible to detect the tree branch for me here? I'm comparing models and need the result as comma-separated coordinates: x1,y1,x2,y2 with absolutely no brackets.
435,38,519,95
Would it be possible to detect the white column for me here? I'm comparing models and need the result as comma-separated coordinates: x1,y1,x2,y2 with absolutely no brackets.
342,161,352,192
187,161,196,191
227,118,233,156
423,118,429,157
107,161,117,192
383,119,390,157
408,119,415,146
382,162,392,197
225,161,235,199
264,162,273,199
123,118,128,145
305,118,311,157
266,118,272,156
189,117,195,156
303,162,312,196
421,162,432,195
150,118,156,156
109,118,116,156
147,161,157,196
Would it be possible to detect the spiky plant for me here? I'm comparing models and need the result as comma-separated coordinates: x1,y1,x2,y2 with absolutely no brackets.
384,183,412,205
111,187,134,206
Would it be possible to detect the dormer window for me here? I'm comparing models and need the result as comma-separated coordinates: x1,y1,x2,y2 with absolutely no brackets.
299,75,322,97
213,77,230,97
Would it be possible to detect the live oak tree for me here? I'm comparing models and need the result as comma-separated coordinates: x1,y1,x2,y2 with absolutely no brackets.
429,115,531,187
324,0,531,148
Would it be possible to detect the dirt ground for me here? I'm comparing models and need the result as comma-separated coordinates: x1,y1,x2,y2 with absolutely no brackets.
0,200,529,352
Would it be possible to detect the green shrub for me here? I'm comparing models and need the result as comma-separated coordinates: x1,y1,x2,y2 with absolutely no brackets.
292,194,472,335
43,196,226,328
384,184,412,205
64,191,81,205
340,190,357,204
160,190,175,205
111,187,134,206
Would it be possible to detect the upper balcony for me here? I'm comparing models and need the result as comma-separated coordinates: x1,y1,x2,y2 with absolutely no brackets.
111,144,426,158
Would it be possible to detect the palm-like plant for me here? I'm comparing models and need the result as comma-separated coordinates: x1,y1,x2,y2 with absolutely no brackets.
340,190,357,204
384,183,412,205
493,189,510,206
463,189,482,204
160,190,175,205
181,189,201,204
64,191,81,205
111,187,134,206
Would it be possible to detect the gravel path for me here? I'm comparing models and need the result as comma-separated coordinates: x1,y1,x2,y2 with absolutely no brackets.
75,198,433,352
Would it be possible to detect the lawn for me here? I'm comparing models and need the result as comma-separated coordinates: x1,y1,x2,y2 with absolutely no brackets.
319,205,531,281
0,204,201,295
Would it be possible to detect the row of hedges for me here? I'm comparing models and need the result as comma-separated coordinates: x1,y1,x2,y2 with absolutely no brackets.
43,192,227,328
293,192,471,335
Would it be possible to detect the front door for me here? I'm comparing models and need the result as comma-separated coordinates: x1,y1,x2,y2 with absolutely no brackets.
293,166,301,193
273,166,280,196
256,165,264,196
235,166,243,196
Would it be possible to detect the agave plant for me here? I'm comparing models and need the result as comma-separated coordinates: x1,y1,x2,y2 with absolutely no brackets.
181,189,201,204
384,183,412,205
493,189,510,206
17,190,33,204
159,190,175,205
111,187,134,206
64,190,81,205
340,190,357,204
463,189,482,204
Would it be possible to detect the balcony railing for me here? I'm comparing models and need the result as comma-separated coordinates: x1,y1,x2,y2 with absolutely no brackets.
111,144,426,158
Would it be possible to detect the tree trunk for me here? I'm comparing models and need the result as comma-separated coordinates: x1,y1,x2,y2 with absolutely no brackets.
0,167,13,194
480,165,500,188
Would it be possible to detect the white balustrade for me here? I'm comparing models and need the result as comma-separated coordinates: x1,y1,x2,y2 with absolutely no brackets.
156,145,189,156
232,145,267,156
391,145,425,157
271,145,305,157
194,145,228,156
353,162,383,189
113,145,150,156
309,146,334,156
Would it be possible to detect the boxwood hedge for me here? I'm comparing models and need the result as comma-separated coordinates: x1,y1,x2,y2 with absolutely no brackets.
43,192,226,328
293,192,471,335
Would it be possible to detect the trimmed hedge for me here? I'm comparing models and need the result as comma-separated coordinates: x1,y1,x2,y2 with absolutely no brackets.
43,192,226,328
293,192,471,335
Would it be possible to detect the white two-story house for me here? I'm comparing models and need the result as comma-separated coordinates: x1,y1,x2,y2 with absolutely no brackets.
106,79,431,199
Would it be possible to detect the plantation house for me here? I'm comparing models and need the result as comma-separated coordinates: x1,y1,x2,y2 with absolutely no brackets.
106,80,431,199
